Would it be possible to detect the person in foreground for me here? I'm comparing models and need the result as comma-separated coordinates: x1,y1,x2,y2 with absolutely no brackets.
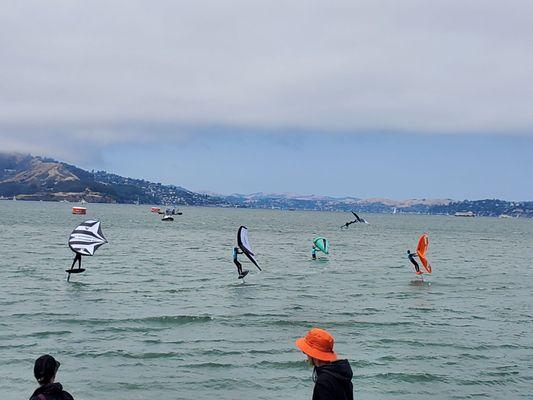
295,328,354,400
30,355,74,400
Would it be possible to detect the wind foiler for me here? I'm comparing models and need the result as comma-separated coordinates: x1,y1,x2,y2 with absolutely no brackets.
407,233,432,276
66,220,108,281
312,237,330,259
237,226,261,271
341,212,368,228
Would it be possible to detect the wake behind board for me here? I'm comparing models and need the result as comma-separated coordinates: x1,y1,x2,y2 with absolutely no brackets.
65,268,86,273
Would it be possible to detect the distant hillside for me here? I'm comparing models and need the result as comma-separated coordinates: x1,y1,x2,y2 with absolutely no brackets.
1,152,531,217
0,153,221,205
427,199,533,218
211,192,533,217
218,192,453,213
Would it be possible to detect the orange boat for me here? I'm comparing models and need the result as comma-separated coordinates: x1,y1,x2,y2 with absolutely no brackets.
151,207,160,213
72,206,87,215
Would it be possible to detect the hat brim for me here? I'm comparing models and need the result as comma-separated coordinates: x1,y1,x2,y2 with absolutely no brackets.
295,338,338,362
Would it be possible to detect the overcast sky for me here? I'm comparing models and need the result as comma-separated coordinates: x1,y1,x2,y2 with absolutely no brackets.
1,0,532,200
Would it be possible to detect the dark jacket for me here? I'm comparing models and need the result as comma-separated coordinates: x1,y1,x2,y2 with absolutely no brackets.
29,383,74,400
313,359,354,400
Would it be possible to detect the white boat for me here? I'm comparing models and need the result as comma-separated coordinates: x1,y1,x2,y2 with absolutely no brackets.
454,211,475,217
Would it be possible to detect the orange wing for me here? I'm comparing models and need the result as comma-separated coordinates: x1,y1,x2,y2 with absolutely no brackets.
416,233,432,273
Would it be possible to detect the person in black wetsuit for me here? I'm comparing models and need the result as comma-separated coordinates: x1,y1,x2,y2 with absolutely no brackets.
66,253,82,282
295,328,354,400
233,247,249,279
30,354,74,400
312,245,317,260
407,250,422,275
70,253,82,271
341,221,354,229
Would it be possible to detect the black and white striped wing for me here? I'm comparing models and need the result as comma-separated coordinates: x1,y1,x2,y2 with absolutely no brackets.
68,220,108,256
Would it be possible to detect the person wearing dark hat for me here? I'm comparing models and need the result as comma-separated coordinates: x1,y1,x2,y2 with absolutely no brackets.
30,355,74,400
295,328,354,400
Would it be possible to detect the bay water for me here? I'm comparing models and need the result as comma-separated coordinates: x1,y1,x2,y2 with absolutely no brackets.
1,202,532,399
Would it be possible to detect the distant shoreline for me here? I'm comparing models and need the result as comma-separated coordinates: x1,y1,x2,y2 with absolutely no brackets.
1,198,531,219
1,153,532,217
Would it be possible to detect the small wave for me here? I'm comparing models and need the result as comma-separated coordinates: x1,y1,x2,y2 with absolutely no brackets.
255,360,307,369
459,352,489,360
249,348,287,355
374,338,499,351
349,359,377,368
23,330,72,338
369,372,447,383
239,312,287,318
482,370,520,377
93,326,166,334
69,350,185,360
377,355,399,362
0,342,37,349
130,315,213,324
3,357,35,365
262,319,413,328
112,382,146,390
57,314,213,326
9,312,69,318
181,362,232,369
456,377,521,386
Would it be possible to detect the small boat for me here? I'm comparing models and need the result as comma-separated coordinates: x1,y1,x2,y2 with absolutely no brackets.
158,208,182,215
162,214,174,221
72,206,87,215
454,211,475,217
151,207,160,213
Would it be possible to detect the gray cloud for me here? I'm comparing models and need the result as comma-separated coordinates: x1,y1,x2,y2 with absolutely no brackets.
1,0,533,156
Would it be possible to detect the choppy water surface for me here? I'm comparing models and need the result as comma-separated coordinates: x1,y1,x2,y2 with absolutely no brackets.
1,202,532,399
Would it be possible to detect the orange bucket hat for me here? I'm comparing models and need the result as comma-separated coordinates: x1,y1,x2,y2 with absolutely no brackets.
295,328,338,362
